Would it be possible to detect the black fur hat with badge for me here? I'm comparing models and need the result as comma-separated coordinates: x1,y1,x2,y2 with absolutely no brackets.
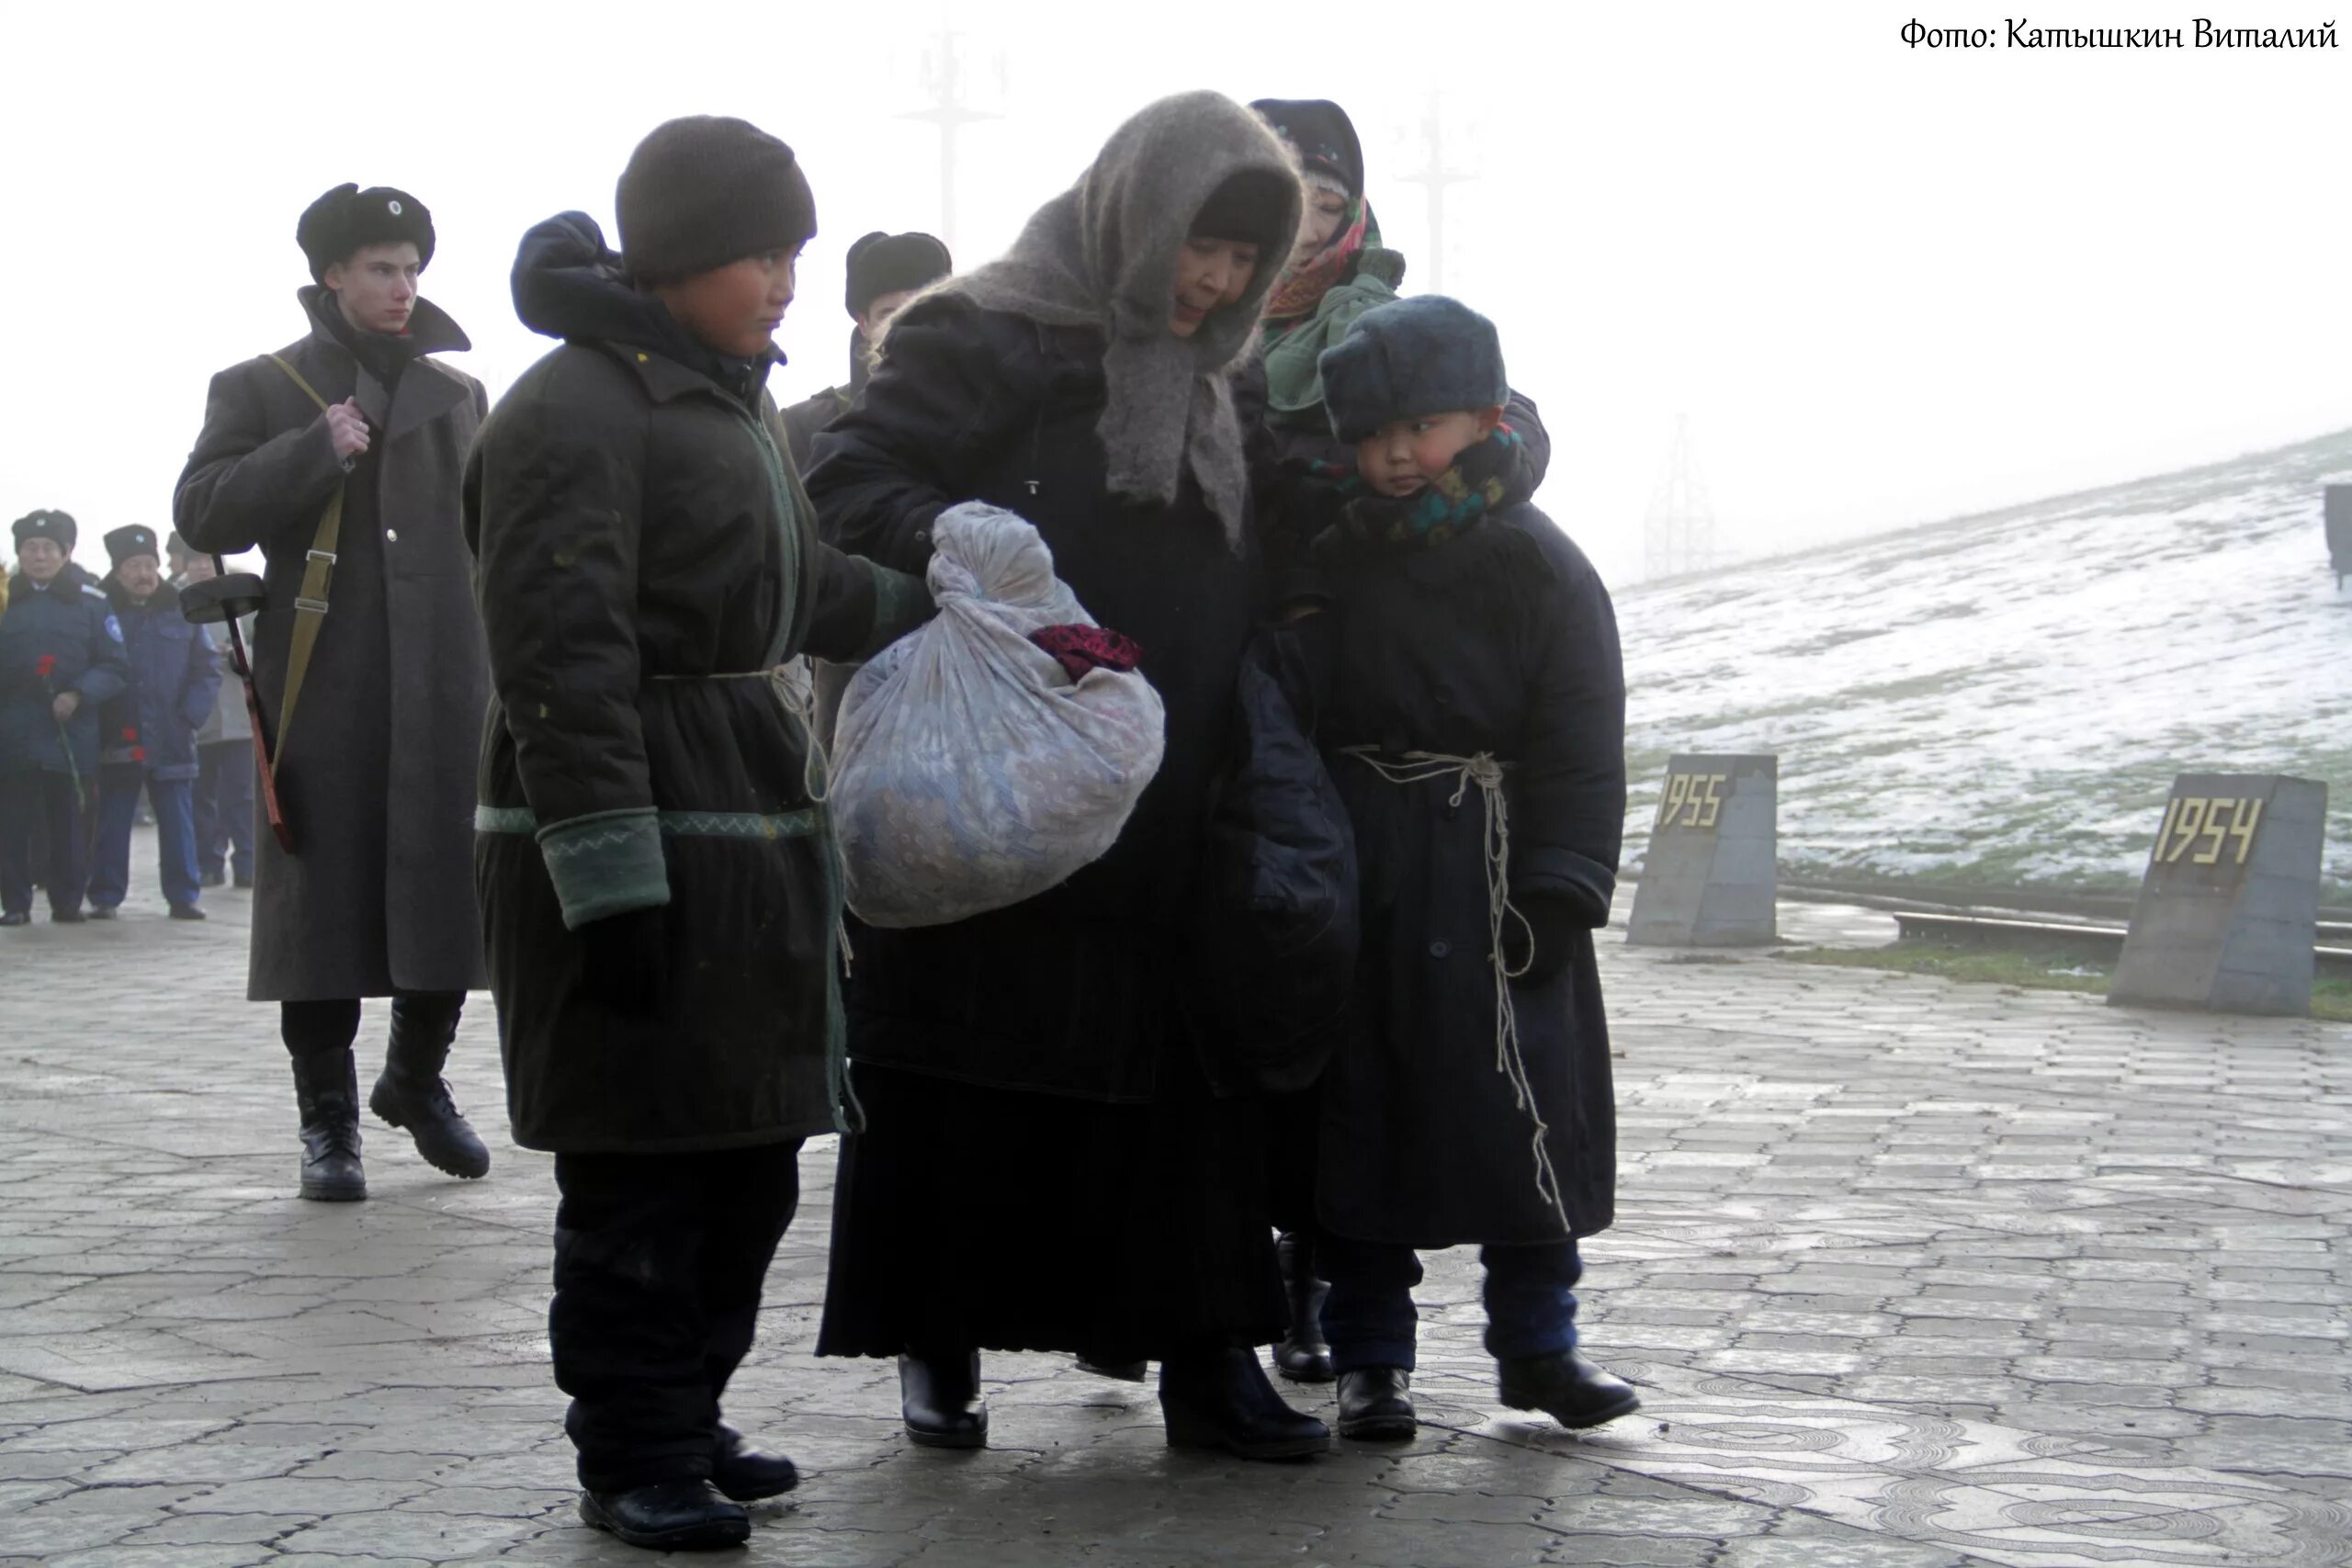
104,525,160,568
298,184,436,283
11,509,77,552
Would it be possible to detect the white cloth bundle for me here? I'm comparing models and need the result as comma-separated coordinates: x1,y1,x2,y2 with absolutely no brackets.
830,502,1167,928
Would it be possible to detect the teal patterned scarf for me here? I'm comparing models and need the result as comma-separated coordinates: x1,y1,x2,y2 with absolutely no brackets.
1332,425,1537,549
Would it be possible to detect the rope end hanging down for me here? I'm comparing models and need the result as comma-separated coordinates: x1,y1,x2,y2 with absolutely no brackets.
1343,746,1575,1235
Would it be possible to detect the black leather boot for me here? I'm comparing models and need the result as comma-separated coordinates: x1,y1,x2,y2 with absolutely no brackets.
1336,1367,1417,1440
579,1481,749,1551
369,1000,491,1179
1159,1344,1330,1461
710,1423,798,1501
899,1348,988,1449
1497,1349,1641,1429
290,1048,366,1202
1273,1232,1333,1383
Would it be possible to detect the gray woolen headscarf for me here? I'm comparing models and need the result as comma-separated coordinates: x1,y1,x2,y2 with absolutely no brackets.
907,91,1303,545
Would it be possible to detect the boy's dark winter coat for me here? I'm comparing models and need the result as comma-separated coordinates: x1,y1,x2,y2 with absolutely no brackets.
175,288,491,1001
97,579,219,781
0,564,129,777
808,294,1266,1103
1306,505,1626,1246
469,213,931,1155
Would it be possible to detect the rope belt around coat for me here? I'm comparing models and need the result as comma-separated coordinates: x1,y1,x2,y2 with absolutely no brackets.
494,662,864,1134
1339,747,1573,1235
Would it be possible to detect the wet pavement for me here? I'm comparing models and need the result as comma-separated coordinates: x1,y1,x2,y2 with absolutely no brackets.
0,843,2346,1565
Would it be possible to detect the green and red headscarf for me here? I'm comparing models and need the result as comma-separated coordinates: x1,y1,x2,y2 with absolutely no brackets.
1251,98,1374,325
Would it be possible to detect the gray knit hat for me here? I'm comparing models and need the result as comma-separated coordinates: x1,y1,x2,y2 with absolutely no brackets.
616,117,818,282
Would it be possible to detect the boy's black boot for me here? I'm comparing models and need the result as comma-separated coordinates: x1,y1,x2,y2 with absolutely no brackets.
369,1003,491,1179
1497,1349,1641,1429
1159,1344,1331,1461
1336,1367,1417,1440
290,1048,366,1201
1273,1232,1334,1382
710,1424,798,1501
899,1348,988,1449
579,1481,749,1551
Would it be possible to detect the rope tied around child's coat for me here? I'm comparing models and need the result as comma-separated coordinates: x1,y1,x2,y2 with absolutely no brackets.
1340,747,1575,1235
651,664,864,1134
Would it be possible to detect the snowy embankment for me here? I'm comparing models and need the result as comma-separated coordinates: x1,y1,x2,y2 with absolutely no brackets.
1612,429,2352,898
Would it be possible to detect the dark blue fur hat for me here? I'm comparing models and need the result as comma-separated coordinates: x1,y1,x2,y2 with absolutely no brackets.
1317,295,1507,444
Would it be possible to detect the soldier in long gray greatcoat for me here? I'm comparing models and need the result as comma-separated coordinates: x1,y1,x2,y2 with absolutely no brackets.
175,184,493,1201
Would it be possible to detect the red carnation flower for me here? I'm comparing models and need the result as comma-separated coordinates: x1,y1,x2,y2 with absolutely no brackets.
120,726,139,741
35,655,56,679
130,747,146,762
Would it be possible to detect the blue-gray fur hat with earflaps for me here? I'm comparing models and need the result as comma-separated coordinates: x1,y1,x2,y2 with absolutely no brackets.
1317,294,1507,444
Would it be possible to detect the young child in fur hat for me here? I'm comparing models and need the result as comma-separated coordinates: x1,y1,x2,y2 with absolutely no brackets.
1288,294,1638,1441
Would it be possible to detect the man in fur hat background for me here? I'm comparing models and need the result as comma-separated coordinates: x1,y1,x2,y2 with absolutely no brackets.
86,524,219,922
175,182,494,1202
779,229,951,471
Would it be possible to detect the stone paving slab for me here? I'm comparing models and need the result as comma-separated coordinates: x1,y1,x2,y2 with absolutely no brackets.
0,843,2346,1563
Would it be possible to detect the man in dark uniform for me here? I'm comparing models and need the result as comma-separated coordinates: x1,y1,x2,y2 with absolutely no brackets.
778,230,950,472
175,184,493,1201
0,510,128,925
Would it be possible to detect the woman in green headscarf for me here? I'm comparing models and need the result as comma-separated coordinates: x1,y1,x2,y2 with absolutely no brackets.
1252,99,1408,468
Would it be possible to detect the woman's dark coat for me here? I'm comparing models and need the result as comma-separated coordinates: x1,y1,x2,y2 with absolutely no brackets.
1305,504,1626,1245
0,564,129,776
97,578,219,781
808,295,1268,1103
468,214,932,1155
174,288,491,1001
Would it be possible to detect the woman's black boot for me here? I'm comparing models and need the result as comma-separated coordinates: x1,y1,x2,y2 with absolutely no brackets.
1159,1344,1330,1460
289,1048,366,1201
1273,1232,1334,1382
899,1348,988,1449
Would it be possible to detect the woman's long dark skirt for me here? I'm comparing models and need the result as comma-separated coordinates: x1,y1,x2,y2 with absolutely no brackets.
816,1054,1286,1362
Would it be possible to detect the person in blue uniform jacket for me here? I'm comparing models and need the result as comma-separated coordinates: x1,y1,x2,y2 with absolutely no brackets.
87,524,220,920
0,509,129,925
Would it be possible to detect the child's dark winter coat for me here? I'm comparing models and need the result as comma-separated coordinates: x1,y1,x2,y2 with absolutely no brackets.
1302,456,1626,1247
468,213,932,1155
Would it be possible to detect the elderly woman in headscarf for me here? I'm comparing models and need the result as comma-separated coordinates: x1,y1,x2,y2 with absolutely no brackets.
806,91,1330,1461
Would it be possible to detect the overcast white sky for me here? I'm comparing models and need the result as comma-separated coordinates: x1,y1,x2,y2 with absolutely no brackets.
4,0,2344,588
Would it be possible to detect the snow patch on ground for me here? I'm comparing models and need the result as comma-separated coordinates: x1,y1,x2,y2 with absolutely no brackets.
1612,429,2352,897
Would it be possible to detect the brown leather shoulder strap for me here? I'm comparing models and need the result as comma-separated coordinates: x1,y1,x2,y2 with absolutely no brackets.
264,354,345,757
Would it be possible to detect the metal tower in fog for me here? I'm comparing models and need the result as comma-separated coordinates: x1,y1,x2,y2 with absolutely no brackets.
1644,415,1718,581
900,28,1001,252
1397,93,1476,292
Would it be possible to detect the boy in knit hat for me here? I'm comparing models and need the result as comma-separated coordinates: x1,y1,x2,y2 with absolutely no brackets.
1288,295,1638,1441
470,116,932,1552
779,229,951,471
